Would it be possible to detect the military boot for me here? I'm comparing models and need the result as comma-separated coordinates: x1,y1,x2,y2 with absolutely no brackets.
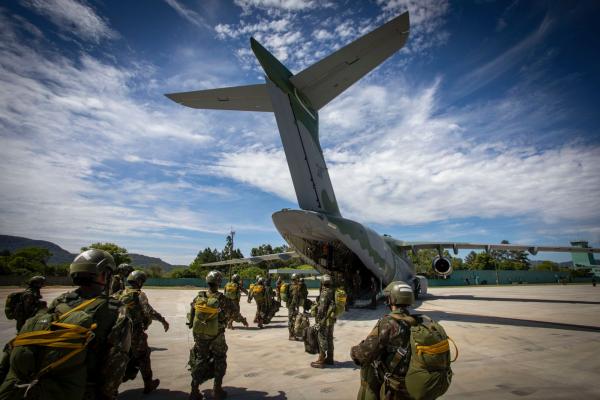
213,383,227,400
143,378,160,394
310,353,326,368
242,317,249,327
227,320,233,330
189,387,203,400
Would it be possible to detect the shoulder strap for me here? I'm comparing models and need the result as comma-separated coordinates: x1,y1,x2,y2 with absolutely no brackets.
58,297,103,321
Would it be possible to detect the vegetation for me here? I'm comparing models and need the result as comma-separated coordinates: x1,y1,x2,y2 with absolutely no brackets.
81,242,131,266
0,247,69,276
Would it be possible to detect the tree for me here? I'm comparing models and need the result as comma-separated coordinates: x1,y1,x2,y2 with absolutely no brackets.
0,247,54,276
221,235,243,260
534,260,559,271
81,243,131,266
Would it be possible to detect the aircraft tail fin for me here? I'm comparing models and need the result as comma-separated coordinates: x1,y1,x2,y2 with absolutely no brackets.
290,12,409,110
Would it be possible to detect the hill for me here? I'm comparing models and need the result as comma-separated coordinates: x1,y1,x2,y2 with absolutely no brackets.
0,235,178,271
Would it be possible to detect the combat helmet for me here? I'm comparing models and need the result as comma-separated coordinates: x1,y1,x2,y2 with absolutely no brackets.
321,274,332,286
232,274,241,283
127,270,147,288
118,263,134,276
206,270,223,286
257,277,265,285
291,273,299,281
383,281,414,306
28,275,46,288
70,249,116,278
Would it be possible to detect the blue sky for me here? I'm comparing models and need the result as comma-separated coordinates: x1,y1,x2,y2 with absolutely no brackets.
1,0,599,265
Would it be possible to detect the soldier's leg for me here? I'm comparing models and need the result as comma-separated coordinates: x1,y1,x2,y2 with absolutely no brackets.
210,333,228,400
189,337,212,396
134,333,159,393
325,324,335,364
287,306,298,339
311,324,327,368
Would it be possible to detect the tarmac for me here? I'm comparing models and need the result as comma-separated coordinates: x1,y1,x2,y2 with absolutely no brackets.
1,284,599,399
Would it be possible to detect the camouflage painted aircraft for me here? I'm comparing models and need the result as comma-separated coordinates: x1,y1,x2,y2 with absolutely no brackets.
167,12,600,300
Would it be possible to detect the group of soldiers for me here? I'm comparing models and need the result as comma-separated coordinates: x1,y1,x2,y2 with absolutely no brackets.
0,248,440,400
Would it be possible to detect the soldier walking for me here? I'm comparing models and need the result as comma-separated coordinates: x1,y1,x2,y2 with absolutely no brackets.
311,274,336,367
0,249,132,400
247,277,267,328
188,271,242,400
350,281,415,399
117,270,169,394
286,273,307,340
5,275,47,332
224,274,249,329
110,263,134,295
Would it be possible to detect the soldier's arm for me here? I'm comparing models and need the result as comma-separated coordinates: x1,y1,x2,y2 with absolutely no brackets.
98,308,132,399
350,318,392,366
187,297,196,328
247,288,254,303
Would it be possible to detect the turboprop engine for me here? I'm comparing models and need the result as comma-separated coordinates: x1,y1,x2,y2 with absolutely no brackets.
432,256,453,276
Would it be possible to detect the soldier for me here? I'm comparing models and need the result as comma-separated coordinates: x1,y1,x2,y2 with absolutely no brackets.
275,275,283,302
110,263,134,295
350,281,415,400
247,277,267,328
5,275,47,332
224,274,249,330
117,270,169,394
286,273,307,341
311,274,336,368
188,271,243,400
0,249,132,400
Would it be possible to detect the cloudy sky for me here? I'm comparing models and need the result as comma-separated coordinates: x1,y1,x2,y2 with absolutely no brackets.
1,0,599,265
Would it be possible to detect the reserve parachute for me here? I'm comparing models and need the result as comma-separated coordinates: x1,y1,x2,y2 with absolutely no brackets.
192,292,220,338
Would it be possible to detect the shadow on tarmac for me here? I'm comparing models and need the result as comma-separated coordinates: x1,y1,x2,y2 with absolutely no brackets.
426,310,600,333
119,387,288,400
430,294,600,305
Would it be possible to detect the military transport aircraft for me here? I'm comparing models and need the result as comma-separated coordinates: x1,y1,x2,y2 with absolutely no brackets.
166,12,600,301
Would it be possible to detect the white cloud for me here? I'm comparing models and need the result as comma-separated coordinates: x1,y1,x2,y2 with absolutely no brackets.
163,0,211,30
209,79,600,230
234,0,319,12
19,0,118,43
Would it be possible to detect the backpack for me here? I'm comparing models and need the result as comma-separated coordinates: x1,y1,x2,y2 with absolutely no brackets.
224,282,239,300
192,291,220,338
303,325,319,354
3,296,104,400
4,292,23,321
118,288,150,329
252,285,265,303
334,288,347,317
280,283,289,303
294,313,309,338
391,314,457,400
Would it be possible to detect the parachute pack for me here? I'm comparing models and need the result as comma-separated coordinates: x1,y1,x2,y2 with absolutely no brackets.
1,297,104,400
4,292,23,321
118,288,150,329
279,283,289,303
252,284,265,303
334,288,347,317
303,325,319,355
192,291,220,338
388,314,457,400
224,282,239,300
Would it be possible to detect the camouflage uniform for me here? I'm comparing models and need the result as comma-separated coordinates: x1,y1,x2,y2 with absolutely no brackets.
247,281,267,328
224,281,248,329
287,280,307,339
0,288,132,400
118,288,168,391
109,275,126,296
188,287,242,399
275,277,283,302
350,308,413,400
14,286,45,332
314,286,336,364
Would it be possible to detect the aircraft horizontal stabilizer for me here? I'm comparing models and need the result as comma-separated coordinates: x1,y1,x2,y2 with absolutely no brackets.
165,84,273,112
290,11,409,110
392,241,600,256
201,251,298,267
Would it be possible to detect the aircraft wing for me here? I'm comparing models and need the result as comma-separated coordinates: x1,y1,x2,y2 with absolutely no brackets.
201,251,298,267
165,84,273,112
289,12,409,110
390,241,600,256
